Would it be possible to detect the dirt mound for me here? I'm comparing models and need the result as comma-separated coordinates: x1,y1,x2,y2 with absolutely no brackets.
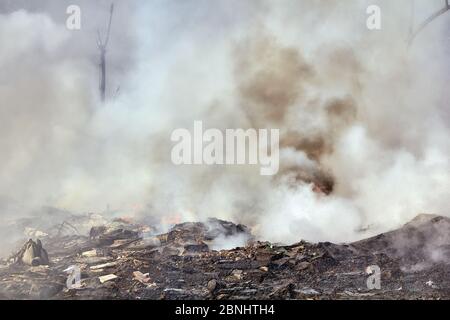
352,214,450,269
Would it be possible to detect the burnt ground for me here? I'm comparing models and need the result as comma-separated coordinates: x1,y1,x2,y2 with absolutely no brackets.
0,213,449,300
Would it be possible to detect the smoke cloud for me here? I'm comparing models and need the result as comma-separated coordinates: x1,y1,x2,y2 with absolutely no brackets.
0,0,449,252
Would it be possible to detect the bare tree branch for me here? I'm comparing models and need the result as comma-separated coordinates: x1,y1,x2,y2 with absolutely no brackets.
96,3,115,103
409,0,450,45
96,30,103,49
103,4,115,49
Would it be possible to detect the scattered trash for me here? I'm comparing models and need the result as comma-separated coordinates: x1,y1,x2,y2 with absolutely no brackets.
426,280,439,289
297,261,311,271
207,279,218,293
90,262,117,270
341,291,376,297
0,214,449,299
99,274,118,283
24,228,49,239
231,269,243,280
81,249,97,257
133,271,150,282
295,288,320,296
11,239,49,266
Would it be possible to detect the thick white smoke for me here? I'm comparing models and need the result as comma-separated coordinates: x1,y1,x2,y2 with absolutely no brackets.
0,0,449,249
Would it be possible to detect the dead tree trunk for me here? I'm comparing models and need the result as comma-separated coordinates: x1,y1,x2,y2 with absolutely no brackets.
99,48,106,102
97,4,114,103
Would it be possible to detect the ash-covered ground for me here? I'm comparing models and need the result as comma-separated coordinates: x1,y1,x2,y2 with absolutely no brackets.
0,212,449,300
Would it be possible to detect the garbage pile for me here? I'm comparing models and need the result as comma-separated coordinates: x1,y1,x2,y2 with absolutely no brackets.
0,213,449,300
10,239,49,266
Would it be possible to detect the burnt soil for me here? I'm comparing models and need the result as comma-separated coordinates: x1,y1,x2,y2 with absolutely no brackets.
0,214,449,300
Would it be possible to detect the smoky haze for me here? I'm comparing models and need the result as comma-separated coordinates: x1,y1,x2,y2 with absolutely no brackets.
0,0,449,256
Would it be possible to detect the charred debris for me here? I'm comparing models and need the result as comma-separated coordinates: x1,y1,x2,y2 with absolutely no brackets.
0,212,449,300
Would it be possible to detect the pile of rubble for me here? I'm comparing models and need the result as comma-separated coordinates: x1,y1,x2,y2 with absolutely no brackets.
0,213,449,300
